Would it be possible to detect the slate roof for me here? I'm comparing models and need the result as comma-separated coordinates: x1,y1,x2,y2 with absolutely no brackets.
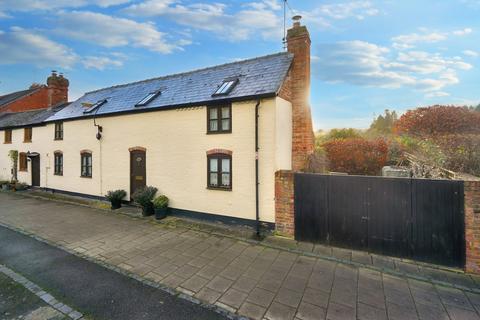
0,104,68,129
47,52,293,122
0,88,39,107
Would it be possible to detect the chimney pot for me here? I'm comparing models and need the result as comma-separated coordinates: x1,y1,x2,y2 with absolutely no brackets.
292,15,302,27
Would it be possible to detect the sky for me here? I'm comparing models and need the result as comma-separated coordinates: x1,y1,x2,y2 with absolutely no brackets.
0,0,479,130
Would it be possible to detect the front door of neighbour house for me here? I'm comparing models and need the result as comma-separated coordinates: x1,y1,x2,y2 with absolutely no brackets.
130,150,146,199
31,155,40,187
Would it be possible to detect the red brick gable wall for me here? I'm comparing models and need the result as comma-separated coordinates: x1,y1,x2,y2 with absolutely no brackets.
278,69,292,102
1,87,50,113
1,72,69,113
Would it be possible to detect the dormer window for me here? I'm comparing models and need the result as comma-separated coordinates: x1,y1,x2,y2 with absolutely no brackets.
83,99,107,114
212,78,238,96
136,91,160,107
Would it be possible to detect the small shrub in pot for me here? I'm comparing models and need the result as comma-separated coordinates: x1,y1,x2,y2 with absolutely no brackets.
105,189,127,210
0,181,9,191
153,195,169,220
13,182,28,191
132,186,157,216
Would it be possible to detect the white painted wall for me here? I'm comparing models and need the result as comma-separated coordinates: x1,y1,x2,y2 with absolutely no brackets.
0,97,292,223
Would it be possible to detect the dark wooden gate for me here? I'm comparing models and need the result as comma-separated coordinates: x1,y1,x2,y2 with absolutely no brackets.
31,156,40,187
294,174,465,267
130,150,146,198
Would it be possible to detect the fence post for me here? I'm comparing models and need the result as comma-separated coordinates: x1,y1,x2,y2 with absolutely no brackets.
465,180,480,274
275,170,295,237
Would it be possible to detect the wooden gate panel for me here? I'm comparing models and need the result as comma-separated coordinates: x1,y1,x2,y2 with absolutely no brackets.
411,179,465,266
328,176,368,250
367,178,411,257
294,174,328,243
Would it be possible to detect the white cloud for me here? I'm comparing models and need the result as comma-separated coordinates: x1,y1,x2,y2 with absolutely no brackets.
124,0,282,41
0,27,78,68
453,28,473,35
0,26,133,71
463,50,479,57
392,28,474,49
55,11,182,53
0,11,11,18
298,1,379,29
425,91,450,98
392,32,448,50
82,55,124,70
309,1,379,20
313,40,473,95
0,0,131,12
124,0,380,41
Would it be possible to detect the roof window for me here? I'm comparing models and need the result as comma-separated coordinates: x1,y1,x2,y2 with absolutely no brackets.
83,99,107,114
212,78,238,96
136,91,161,107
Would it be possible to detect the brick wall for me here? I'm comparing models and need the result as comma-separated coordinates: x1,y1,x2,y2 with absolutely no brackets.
275,170,295,237
465,180,480,273
47,72,69,107
2,87,50,113
1,72,69,113
278,69,292,102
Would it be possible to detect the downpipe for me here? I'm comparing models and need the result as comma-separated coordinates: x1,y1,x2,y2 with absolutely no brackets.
254,100,263,240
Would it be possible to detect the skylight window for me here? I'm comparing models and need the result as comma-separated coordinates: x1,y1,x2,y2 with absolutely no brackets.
212,79,238,96
83,99,107,114
135,91,161,107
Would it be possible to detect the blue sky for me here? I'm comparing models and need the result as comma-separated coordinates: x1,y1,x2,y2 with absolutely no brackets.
0,0,478,130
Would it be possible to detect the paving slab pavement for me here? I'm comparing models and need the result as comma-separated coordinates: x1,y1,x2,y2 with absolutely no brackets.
1,191,480,320
0,225,227,320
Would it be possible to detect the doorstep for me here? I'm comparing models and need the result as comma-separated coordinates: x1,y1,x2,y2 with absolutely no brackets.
9,188,480,294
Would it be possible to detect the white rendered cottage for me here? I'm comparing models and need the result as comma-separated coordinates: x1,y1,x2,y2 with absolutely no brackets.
0,20,314,228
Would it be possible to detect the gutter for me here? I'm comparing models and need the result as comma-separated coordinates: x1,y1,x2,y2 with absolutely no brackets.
255,100,261,238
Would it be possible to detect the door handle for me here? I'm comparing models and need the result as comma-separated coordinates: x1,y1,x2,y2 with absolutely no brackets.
361,216,369,221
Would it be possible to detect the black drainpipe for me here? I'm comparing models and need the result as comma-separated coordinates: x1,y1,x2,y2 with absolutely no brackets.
255,100,261,238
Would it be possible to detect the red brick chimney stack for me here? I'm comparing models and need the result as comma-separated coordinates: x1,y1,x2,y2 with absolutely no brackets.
286,16,315,171
47,70,69,107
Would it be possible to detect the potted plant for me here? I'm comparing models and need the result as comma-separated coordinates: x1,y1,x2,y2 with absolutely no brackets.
13,182,27,191
0,181,9,191
153,195,169,220
132,186,157,216
105,189,127,210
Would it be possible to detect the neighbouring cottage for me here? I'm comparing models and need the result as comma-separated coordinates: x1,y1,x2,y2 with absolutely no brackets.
0,71,69,113
0,20,314,227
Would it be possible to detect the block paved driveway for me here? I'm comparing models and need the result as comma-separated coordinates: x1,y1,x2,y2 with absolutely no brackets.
1,192,480,320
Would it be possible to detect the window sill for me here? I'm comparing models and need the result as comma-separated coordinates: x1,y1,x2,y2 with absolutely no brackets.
206,131,232,135
207,186,232,191
54,138,63,141
18,170,27,172
80,176,92,179
3,142,12,144
23,141,32,143
54,174,63,176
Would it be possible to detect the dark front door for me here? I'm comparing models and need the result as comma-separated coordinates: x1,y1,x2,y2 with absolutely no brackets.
130,150,146,199
31,156,40,187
